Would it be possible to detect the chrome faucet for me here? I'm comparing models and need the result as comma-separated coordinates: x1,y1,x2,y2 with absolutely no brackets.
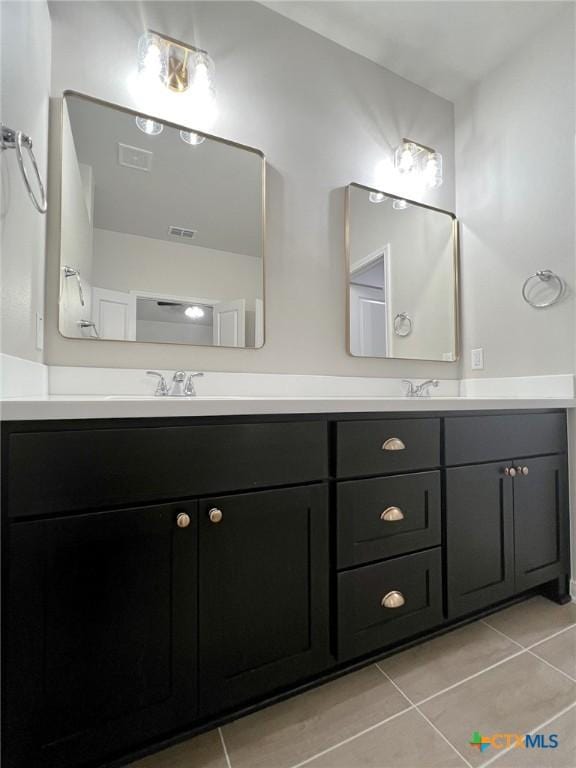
146,370,204,397
403,379,439,398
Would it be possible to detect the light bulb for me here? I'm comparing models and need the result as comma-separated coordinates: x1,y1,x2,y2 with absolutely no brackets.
424,152,443,189
369,191,387,204
185,305,205,319
392,199,409,210
180,130,206,146
395,143,416,174
135,116,164,135
138,33,165,84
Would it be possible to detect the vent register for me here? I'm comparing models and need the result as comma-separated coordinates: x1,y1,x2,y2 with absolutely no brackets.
117,142,197,243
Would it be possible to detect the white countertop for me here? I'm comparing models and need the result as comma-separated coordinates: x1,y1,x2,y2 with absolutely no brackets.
1,395,574,421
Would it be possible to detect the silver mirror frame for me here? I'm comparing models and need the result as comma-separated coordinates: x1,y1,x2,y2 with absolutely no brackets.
345,182,460,363
58,90,266,349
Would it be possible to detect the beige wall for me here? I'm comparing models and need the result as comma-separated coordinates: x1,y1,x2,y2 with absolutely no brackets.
0,0,51,362
45,0,456,377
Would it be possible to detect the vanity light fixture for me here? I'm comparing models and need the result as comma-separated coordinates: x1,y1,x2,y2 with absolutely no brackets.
185,305,205,319
180,130,206,146
135,116,163,135
394,138,443,189
368,191,387,204
138,30,215,102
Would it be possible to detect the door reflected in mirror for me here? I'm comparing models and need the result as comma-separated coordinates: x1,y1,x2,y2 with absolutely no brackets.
59,92,265,348
347,184,458,362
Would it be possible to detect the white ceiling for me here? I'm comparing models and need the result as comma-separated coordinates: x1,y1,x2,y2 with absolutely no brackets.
66,95,263,256
262,1,566,101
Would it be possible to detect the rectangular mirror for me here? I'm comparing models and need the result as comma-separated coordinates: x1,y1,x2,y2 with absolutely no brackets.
346,183,458,362
59,92,265,348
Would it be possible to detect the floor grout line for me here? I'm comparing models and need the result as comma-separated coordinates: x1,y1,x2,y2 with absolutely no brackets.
526,622,576,650
414,648,527,707
479,619,525,649
287,704,414,768
481,615,576,652
526,648,576,684
218,726,233,768
478,700,576,768
375,663,475,768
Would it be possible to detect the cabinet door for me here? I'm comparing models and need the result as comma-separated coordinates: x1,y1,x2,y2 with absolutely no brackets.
446,463,514,618
199,485,330,713
4,502,197,768
514,455,570,591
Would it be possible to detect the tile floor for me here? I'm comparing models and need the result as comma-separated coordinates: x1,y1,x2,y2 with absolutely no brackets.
131,597,576,768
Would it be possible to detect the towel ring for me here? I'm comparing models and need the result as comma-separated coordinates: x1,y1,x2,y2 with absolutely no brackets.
1,125,47,214
394,312,413,337
522,270,565,309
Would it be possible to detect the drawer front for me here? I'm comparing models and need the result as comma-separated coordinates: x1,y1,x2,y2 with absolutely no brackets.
336,419,440,478
445,413,567,466
337,471,441,568
6,422,328,517
338,548,442,660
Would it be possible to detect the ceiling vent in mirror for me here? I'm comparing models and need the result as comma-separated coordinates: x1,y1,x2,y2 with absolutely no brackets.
118,143,153,171
168,225,197,241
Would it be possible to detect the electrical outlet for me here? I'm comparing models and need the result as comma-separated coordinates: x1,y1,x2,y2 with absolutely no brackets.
471,347,484,370
35,312,44,351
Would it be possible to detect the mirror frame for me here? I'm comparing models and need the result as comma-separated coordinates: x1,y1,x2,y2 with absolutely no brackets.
345,182,460,363
58,90,266,349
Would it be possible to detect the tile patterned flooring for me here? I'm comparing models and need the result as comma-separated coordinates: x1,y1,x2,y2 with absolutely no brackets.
131,597,576,768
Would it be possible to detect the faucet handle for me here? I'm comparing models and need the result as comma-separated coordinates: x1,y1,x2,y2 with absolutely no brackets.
146,371,169,396
184,372,204,397
402,379,415,397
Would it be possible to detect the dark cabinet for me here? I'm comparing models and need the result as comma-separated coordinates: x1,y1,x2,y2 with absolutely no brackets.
198,485,330,713
514,455,569,591
446,463,515,617
4,502,198,768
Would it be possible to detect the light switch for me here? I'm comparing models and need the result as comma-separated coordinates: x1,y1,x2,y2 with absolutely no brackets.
471,347,484,370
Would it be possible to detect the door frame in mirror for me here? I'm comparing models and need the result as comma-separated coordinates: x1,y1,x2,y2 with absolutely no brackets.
57,90,266,349
345,182,460,363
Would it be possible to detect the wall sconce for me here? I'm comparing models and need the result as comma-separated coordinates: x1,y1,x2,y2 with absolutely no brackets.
394,138,443,189
136,30,216,127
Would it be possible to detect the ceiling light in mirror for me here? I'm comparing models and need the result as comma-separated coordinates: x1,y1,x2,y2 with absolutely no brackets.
185,305,205,319
135,116,163,135
180,130,206,146
368,191,387,204
392,198,410,210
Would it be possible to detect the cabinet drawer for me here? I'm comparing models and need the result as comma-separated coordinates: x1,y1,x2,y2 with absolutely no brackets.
338,549,442,660
337,472,441,568
336,419,440,478
6,421,328,517
445,413,566,466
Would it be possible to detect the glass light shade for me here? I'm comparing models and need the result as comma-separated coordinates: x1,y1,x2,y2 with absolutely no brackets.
392,198,409,210
191,52,216,97
135,116,164,135
138,32,166,84
394,143,416,174
180,130,206,146
368,191,387,204
424,151,443,189
185,306,205,319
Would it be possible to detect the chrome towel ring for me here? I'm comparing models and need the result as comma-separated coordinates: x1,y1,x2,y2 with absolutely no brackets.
1,124,47,214
522,270,565,309
394,312,413,337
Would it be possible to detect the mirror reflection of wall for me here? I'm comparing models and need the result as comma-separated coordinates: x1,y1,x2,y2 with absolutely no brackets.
59,93,264,348
347,184,458,362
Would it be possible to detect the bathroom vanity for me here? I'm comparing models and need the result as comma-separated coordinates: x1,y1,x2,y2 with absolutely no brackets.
1,405,571,768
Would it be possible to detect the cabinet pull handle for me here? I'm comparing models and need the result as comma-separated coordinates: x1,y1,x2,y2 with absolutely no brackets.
382,437,406,451
504,467,517,477
176,512,191,528
381,590,405,609
381,506,404,522
208,507,223,524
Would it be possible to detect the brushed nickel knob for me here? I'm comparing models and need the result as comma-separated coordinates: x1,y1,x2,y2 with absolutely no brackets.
208,507,223,524
522,466,529,476
176,512,191,528
504,467,517,477
381,590,405,609
381,506,404,522
382,437,406,451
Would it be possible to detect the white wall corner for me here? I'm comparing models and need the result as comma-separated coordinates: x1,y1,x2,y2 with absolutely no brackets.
571,580,576,602
0,353,48,398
